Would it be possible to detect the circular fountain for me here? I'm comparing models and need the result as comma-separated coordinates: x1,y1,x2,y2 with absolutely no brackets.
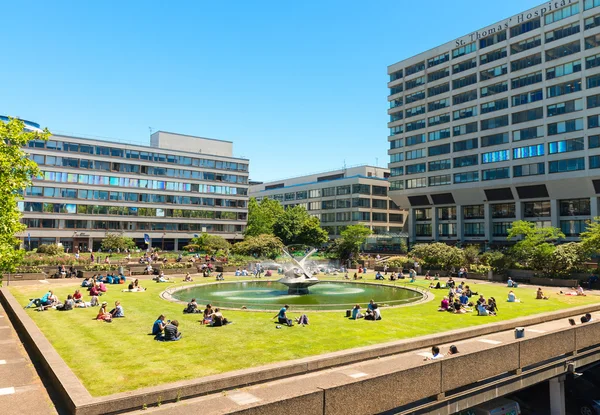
276,246,320,294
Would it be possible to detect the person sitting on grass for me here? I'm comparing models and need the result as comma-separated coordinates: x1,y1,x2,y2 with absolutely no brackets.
507,290,520,303
353,272,362,280
211,308,230,326
438,297,450,312
344,272,350,280
507,277,518,288
26,290,51,309
536,287,549,300
152,315,167,335
56,295,74,311
73,289,83,303
110,301,124,318
96,302,112,322
81,277,93,288
486,297,498,315
216,273,224,281
477,302,490,316
365,304,381,320
98,281,107,293
452,298,467,314
184,298,200,314
162,320,182,341
351,304,364,319
375,271,384,280
183,272,193,282
459,291,469,306
389,272,397,281
464,285,478,297
274,305,293,327
295,314,309,326
202,304,213,325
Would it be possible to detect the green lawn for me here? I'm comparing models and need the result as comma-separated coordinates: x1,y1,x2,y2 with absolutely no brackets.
9,275,599,396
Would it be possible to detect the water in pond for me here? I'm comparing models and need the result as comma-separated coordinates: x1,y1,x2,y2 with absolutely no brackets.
170,281,423,311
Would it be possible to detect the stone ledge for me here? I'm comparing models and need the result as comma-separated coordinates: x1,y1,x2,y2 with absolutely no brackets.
2,286,600,415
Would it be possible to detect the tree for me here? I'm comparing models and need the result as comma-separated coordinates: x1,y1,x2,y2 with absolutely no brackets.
232,234,284,258
579,217,600,256
0,118,50,283
191,234,230,255
548,242,588,278
331,225,372,260
101,234,136,252
245,198,284,237
463,245,480,266
273,205,328,246
409,243,465,270
506,220,564,273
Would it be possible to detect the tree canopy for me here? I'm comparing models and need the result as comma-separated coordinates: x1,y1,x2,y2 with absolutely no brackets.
409,243,465,270
245,198,284,237
101,234,137,252
0,118,50,282
330,225,371,260
272,205,328,247
190,234,230,255
507,220,564,275
232,234,284,259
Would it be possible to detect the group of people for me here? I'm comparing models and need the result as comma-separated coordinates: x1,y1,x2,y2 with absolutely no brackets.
273,305,309,327
96,301,125,322
183,300,231,327
350,300,382,321
423,345,460,361
569,313,594,325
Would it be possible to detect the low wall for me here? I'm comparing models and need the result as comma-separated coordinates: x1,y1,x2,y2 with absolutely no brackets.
7,273,47,281
2,286,600,415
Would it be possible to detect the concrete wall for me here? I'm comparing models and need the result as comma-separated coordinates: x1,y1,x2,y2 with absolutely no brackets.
150,131,233,157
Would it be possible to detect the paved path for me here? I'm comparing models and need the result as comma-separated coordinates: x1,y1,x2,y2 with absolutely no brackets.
0,301,57,415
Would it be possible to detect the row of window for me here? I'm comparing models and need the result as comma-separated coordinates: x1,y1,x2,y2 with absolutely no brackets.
28,154,248,184
27,141,248,172
263,184,388,200
321,212,401,223
20,219,245,233
37,171,248,196
320,198,392,210
414,220,587,237
26,186,247,208
390,65,600,128
389,4,599,84
20,202,245,220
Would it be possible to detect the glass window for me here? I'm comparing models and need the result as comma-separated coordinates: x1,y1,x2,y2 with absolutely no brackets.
453,122,478,136
545,3,580,24
480,64,507,81
464,222,485,236
452,89,478,105
482,167,510,181
336,185,351,195
545,41,581,62
511,53,542,72
546,22,580,43
464,205,485,219
405,119,426,132
480,30,506,49
390,167,403,177
480,115,509,131
405,61,425,76
481,132,509,147
453,138,478,152
452,42,476,59
428,83,450,98
405,177,427,189
406,163,426,175
589,115,600,129
453,106,478,121
428,159,451,171
428,128,451,141
511,71,542,90
389,69,403,82
416,224,432,236
589,135,600,149
427,53,450,68
481,98,509,114
438,223,457,236
438,207,457,220
547,79,583,98
352,184,371,195
514,162,545,177
428,174,451,187
587,53,600,70
405,105,426,118
482,150,510,164
492,203,515,218
524,201,551,217
428,143,451,157
549,157,585,173
480,81,508,97
547,118,584,135
453,154,479,168
428,98,450,112
588,73,600,89
561,220,587,237
428,113,450,127
560,199,590,216
493,222,512,236
512,89,543,107
512,107,543,124
510,18,541,37
406,133,425,146
510,35,541,54
546,60,581,79
513,144,544,159
427,67,450,82
414,208,432,220
585,0,600,10
585,13,600,30
453,73,478,90
547,98,584,116
454,171,479,183
480,47,507,65
405,148,426,160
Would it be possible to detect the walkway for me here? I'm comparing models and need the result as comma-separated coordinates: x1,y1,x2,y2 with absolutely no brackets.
0,300,57,415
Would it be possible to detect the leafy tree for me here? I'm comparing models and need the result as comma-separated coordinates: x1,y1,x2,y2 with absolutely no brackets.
232,234,284,258
0,118,50,283
273,205,328,246
479,250,511,273
409,243,465,270
331,225,371,260
506,220,564,272
36,244,64,256
245,197,284,237
463,245,481,266
547,242,588,278
191,234,230,255
579,217,600,256
101,234,136,252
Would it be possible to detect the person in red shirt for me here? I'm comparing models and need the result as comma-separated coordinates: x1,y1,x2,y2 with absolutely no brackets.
73,289,83,303
89,284,99,296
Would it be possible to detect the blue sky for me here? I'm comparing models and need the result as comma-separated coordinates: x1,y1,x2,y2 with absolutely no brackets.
1,0,542,181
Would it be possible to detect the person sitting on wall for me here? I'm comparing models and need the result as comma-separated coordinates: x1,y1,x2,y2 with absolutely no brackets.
507,277,518,288
235,268,241,276
424,346,444,361
375,272,384,280
536,287,549,300
241,268,248,276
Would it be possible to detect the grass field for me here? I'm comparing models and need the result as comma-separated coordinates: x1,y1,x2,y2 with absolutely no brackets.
9,275,599,396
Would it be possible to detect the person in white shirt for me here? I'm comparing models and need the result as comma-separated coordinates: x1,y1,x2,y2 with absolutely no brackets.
425,346,443,361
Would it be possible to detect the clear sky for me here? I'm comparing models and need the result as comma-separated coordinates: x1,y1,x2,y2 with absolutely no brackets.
1,0,542,182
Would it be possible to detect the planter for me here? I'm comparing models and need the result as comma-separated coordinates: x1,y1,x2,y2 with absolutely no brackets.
7,273,47,281
530,277,578,288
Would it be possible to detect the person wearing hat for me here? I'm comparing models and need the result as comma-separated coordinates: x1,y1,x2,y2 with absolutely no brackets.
96,301,112,322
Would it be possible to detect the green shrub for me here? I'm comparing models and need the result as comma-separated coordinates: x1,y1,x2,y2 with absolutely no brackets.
36,244,64,255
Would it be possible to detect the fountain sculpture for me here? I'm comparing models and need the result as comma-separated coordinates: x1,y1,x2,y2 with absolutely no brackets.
277,247,320,294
